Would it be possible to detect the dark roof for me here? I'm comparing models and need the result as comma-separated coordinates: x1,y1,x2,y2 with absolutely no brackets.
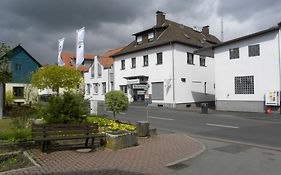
113,19,220,57
212,26,280,48
1,45,42,67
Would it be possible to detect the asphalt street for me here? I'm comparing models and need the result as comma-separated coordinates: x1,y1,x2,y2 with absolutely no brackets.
98,104,281,149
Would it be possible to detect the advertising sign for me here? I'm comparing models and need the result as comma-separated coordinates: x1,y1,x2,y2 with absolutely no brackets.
127,79,140,85
265,90,280,106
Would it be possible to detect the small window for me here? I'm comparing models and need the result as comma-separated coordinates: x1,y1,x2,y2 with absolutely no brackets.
13,87,24,99
15,64,22,70
200,56,206,66
148,32,154,41
156,52,163,65
229,48,239,59
235,76,254,94
187,52,194,64
248,44,260,57
111,82,114,91
143,55,148,67
98,64,102,77
102,82,106,94
86,84,91,95
137,36,142,44
131,58,136,68
93,83,99,94
91,63,95,78
120,85,127,94
204,82,207,95
121,60,125,70
181,78,186,82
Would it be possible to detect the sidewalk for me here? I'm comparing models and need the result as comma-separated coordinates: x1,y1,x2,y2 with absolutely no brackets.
1,134,204,175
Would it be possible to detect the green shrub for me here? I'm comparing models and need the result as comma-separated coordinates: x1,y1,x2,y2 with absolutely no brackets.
105,91,128,119
0,128,32,142
42,92,87,124
5,91,14,107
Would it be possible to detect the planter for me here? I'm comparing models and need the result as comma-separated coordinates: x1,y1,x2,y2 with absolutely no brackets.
105,131,137,150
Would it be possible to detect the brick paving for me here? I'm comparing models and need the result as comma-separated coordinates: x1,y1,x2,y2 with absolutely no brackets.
1,134,203,175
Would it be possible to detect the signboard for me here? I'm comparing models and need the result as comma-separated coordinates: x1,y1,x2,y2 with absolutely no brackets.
265,90,280,106
145,93,152,104
133,84,147,89
137,90,146,95
127,79,140,85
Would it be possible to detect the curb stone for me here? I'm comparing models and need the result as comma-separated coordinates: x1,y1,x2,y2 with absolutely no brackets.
166,134,206,167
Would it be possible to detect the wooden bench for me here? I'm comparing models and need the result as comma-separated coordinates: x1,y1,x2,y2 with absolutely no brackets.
32,123,105,152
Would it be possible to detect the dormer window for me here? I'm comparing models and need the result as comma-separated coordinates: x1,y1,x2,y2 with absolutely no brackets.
148,32,154,41
137,36,142,44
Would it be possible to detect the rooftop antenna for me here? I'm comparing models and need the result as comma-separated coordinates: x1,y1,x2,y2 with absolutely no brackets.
221,17,224,42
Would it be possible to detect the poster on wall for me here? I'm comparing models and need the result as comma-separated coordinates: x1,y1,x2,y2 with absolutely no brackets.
265,90,280,106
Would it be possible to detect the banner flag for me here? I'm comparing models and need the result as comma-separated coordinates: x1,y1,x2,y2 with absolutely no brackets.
76,27,85,68
58,38,65,66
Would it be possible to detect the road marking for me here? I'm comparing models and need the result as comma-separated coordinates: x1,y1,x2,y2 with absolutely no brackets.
148,116,174,121
206,123,239,129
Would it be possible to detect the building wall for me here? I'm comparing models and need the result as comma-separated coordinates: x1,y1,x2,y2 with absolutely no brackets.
214,30,280,112
174,43,215,104
84,57,112,101
114,45,174,104
10,47,40,83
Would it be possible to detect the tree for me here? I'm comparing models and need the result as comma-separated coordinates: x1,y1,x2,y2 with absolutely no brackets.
0,43,12,119
105,91,129,119
31,65,82,95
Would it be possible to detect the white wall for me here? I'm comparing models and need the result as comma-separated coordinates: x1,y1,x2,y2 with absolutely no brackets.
84,57,112,101
174,44,215,103
113,45,174,104
214,31,280,103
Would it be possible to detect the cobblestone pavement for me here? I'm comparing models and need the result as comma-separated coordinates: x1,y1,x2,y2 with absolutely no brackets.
1,134,203,175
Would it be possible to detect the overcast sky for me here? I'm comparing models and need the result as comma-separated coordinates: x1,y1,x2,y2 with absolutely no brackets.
0,0,280,65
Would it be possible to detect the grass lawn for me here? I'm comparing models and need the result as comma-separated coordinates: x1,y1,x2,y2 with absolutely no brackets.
0,119,12,132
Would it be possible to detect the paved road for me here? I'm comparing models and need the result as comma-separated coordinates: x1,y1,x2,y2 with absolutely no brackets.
98,104,281,148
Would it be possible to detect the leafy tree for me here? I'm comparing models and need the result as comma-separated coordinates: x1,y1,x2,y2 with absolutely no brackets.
42,92,87,124
31,65,82,95
105,91,128,119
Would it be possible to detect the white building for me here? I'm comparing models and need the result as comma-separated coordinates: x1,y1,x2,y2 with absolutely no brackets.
212,23,281,112
84,48,123,101
112,11,220,107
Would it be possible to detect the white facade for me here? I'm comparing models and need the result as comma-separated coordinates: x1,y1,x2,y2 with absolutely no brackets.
214,28,281,112
84,57,113,101
114,43,215,107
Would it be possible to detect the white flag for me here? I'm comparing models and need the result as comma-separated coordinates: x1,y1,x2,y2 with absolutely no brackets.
58,38,65,66
76,27,85,68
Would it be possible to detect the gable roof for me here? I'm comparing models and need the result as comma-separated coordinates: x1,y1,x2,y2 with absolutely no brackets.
61,52,96,72
99,47,124,68
113,16,220,57
1,45,42,67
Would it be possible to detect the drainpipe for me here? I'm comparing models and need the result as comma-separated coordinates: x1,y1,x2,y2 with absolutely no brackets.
278,26,281,106
170,42,176,108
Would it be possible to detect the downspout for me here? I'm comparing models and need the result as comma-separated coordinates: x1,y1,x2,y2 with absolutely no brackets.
170,42,175,108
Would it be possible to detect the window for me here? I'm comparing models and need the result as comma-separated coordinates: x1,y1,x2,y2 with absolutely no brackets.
86,84,91,95
156,52,163,65
98,64,102,77
121,60,125,70
204,82,207,95
15,64,22,70
187,52,194,64
181,78,186,82
229,48,239,59
93,83,99,94
13,87,24,99
143,55,148,67
102,82,106,94
248,44,260,57
137,36,142,44
235,76,254,94
91,61,95,78
200,56,206,66
131,58,136,68
152,82,164,100
148,32,154,41
120,85,127,94
111,82,114,91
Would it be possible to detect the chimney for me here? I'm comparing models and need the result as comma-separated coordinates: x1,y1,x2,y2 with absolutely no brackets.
202,25,209,35
156,11,165,26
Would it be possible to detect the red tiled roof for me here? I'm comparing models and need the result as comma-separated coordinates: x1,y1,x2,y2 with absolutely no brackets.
61,52,96,72
99,47,124,68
